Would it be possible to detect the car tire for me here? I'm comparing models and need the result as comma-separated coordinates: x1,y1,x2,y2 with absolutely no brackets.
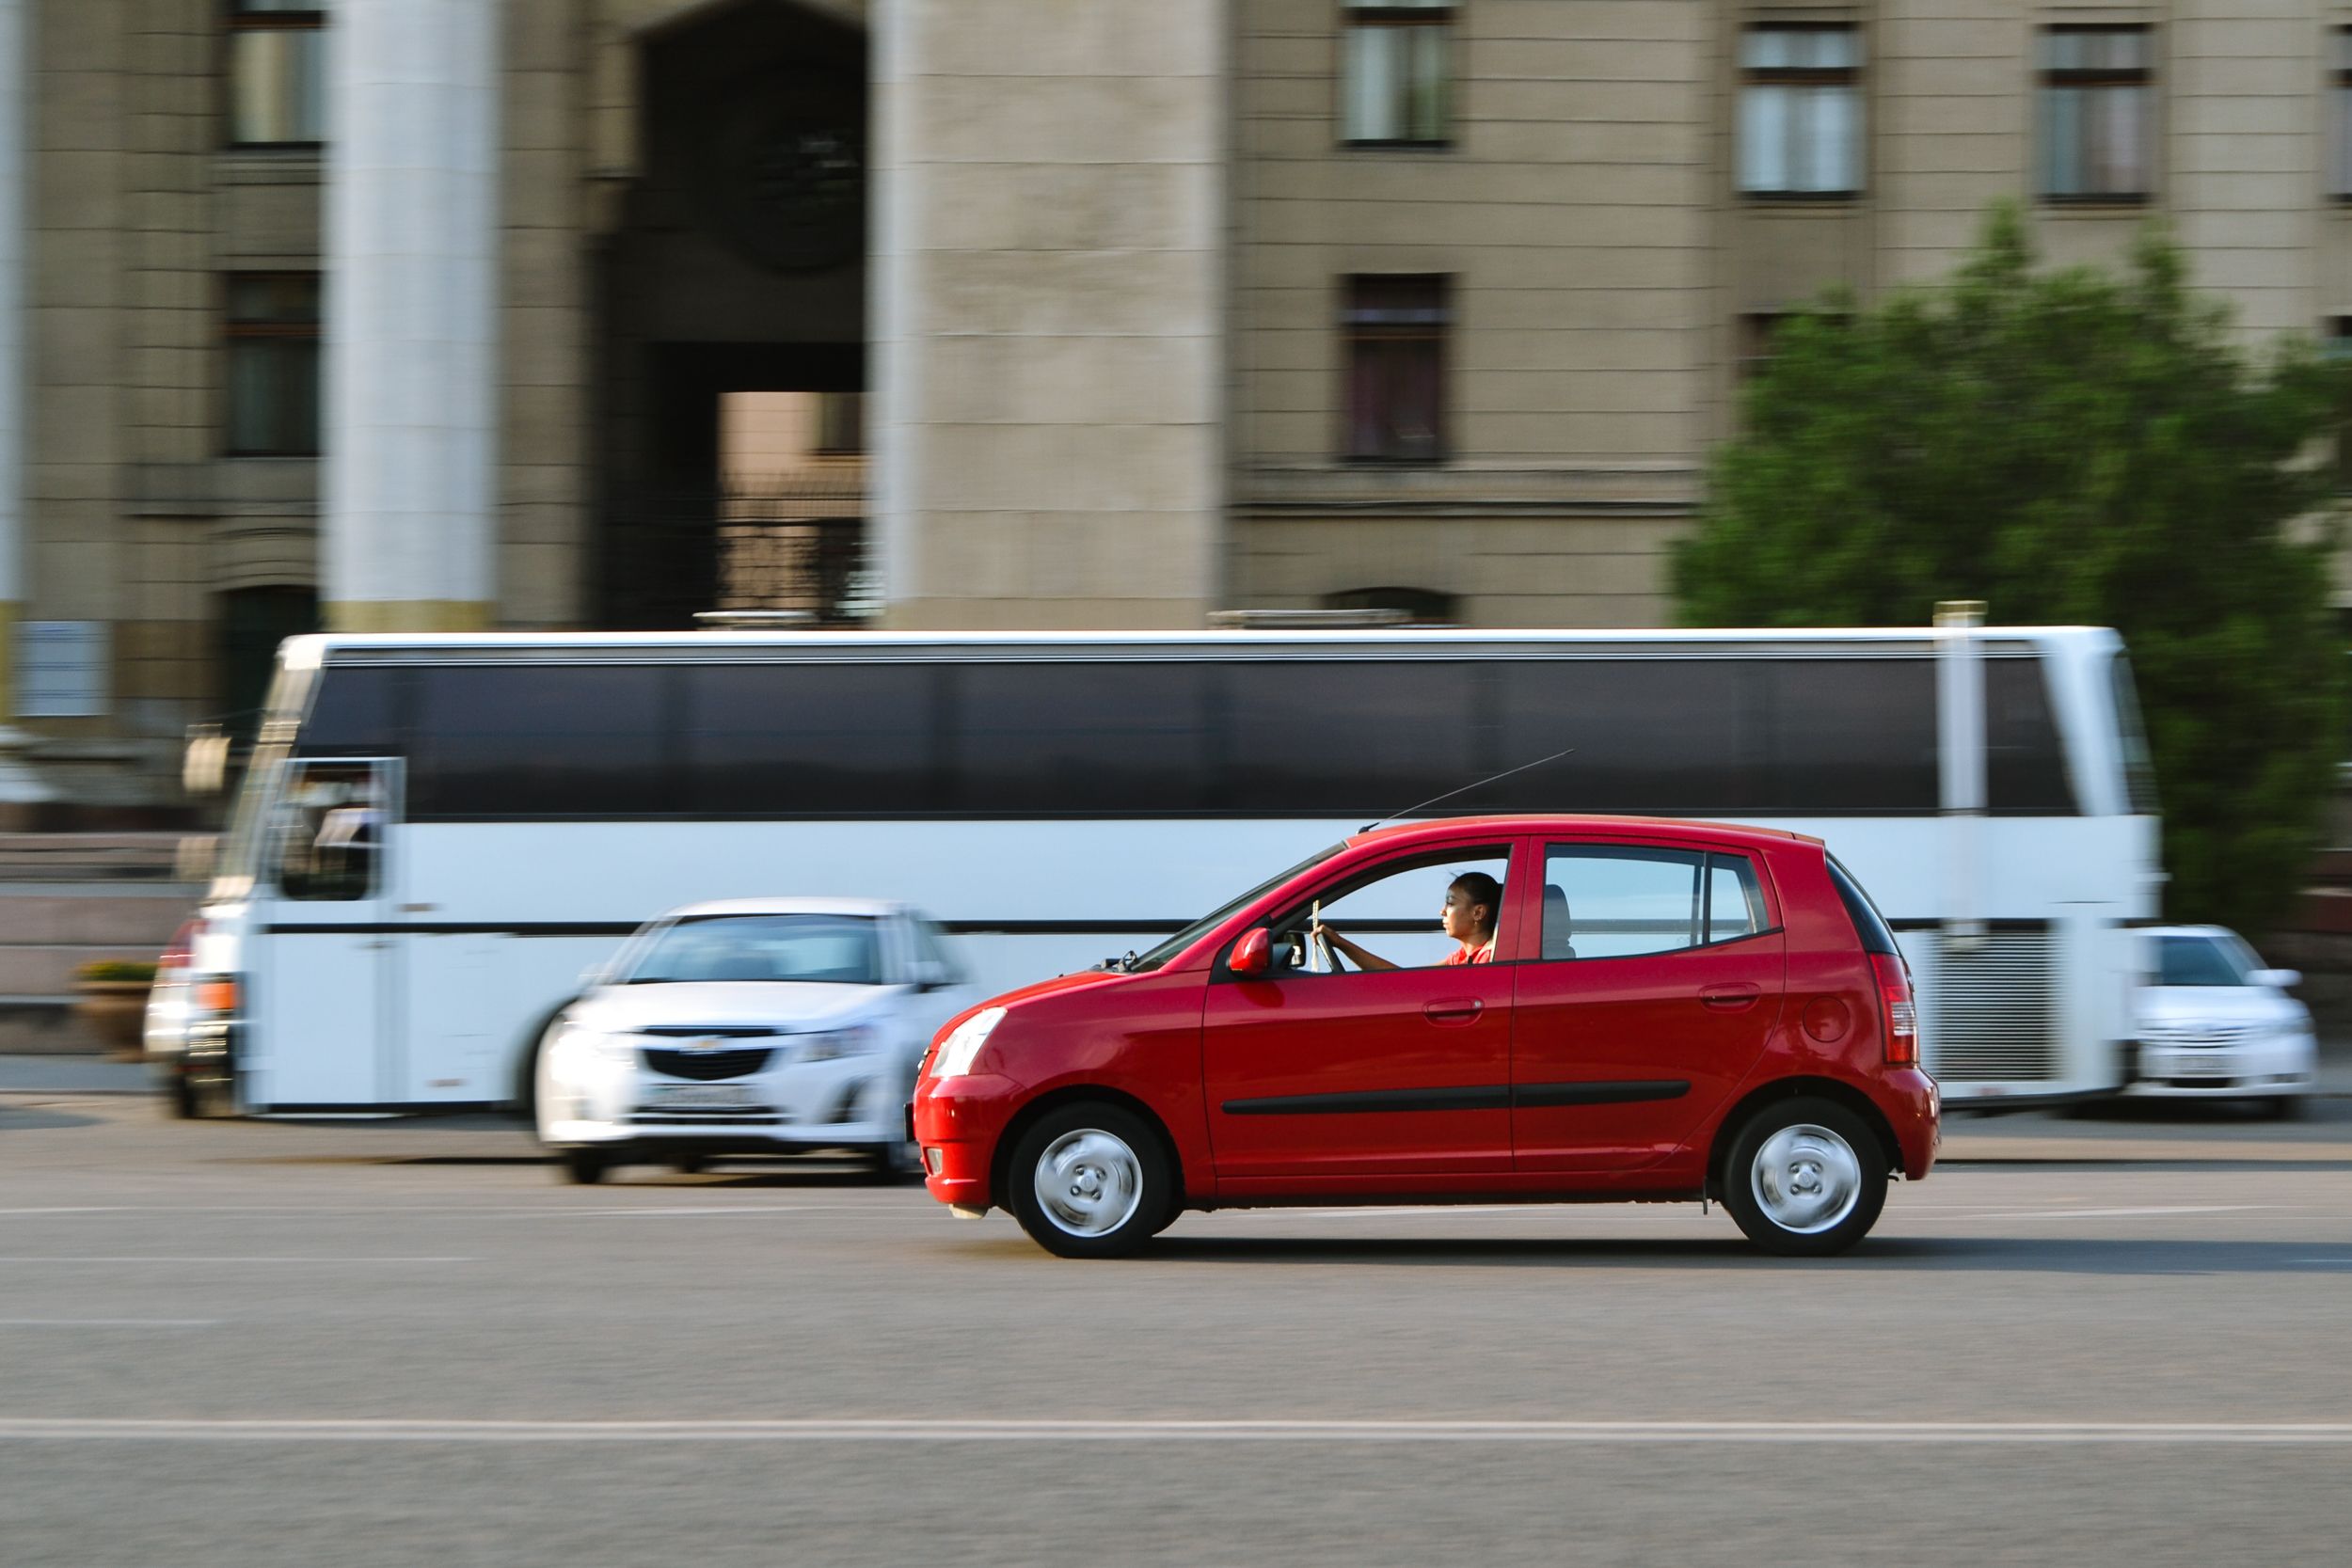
558,1149,609,1185
671,1152,708,1175
1007,1102,1170,1259
1722,1097,1888,1258
2261,1095,2304,1122
162,1066,201,1120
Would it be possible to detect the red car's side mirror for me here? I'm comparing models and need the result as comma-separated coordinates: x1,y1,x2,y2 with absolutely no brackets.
1229,927,1272,977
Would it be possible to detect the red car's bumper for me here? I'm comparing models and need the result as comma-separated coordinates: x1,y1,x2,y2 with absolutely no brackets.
912,1073,1022,1211
1875,1068,1940,1180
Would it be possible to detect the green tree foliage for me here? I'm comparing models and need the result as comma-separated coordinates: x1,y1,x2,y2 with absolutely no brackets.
1675,204,2349,932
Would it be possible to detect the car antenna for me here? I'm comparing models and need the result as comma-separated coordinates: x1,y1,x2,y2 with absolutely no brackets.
1359,747,1575,834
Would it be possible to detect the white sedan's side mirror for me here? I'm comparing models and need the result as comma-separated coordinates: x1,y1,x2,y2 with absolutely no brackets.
908,958,952,991
2250,968,2301,989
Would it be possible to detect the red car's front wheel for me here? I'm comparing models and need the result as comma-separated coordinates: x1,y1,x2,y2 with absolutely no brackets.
1007,1102,1171,1259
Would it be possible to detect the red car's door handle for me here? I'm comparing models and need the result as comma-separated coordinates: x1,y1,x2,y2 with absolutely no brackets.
1700,984,1761,1010
1422,998,1485,1024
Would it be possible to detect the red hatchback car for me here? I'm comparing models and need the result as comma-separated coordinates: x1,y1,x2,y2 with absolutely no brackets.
913,816,1938,1259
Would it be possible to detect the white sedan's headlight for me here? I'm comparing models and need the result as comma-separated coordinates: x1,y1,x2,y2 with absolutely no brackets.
931,1006,1007,1080
798,1024,878,1063
552,1022,637,1067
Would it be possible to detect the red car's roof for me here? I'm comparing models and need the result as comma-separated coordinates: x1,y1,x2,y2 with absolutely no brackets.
1343,816,1821,852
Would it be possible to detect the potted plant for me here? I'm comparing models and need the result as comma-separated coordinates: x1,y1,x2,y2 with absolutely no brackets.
73,959,158,1058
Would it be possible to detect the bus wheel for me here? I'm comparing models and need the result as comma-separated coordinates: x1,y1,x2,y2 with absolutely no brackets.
558,1150,608,1185
1722,1098,1886,1258
162,1065,201,1119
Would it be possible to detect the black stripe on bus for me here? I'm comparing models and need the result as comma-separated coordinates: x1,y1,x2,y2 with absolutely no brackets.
258,918,1460,940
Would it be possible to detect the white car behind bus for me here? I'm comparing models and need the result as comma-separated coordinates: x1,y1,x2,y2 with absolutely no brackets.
534,898,975,1182
2126,926,2317,1117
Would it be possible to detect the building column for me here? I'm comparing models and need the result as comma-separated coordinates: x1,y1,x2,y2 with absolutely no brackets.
0,0,23,701
871,0,1227,629
323,0,501,632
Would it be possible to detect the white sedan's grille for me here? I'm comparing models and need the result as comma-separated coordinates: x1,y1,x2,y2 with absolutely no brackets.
2138,1022,2262,1050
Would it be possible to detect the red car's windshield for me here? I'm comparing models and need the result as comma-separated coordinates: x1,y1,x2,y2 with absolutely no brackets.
1123,844,1346,974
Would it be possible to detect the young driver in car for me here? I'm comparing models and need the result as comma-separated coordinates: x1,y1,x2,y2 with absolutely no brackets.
1310,870,1501,972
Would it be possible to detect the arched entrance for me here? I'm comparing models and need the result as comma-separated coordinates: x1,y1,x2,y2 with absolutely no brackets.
592,0,867,627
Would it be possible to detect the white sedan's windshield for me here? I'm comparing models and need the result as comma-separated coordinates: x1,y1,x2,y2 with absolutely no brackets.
2154,934,2252,989
626,914,882,986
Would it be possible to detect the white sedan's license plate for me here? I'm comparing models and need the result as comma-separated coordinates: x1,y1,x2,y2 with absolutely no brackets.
649,1084,759,1109
2176,1053,2233,1077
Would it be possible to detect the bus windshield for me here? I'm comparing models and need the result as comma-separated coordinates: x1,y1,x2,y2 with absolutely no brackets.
623,914,883,986
209,662,315,902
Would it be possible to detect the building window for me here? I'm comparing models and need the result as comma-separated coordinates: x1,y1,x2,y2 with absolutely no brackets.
229,1,326,148
225,274,322,457
1736,313,1787,382
1343,275,1448,463
2332,30,2352,200
18,622,109,719
1340,2,1453,146
1738,24,1863,198
815,391,866,455
2039,25,2153,202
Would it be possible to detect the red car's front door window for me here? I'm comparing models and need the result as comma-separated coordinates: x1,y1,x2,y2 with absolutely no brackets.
1200,844,1523,1181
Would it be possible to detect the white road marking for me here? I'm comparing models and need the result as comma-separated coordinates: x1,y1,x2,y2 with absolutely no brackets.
1959,1206,2269,1221
0,1418,2347,1445
0,1257,472,1265
0,1320,219,1328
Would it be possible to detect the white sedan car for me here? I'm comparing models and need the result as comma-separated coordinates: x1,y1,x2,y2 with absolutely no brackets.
535,898,977,1182
2126,925,2317,1116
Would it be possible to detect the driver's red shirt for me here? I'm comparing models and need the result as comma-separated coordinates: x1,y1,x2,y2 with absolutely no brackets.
1441,941,1496,966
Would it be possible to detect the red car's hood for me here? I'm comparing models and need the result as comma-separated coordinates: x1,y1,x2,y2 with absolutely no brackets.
988,967,1129,1011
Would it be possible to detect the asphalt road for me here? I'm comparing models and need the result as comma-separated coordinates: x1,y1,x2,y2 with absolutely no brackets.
2,1096,2348,1568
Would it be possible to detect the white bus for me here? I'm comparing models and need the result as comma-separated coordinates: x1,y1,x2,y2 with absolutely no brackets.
170,626,2158,1114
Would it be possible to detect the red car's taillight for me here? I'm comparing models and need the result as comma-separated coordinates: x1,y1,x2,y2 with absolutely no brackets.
1871,951,1917,1066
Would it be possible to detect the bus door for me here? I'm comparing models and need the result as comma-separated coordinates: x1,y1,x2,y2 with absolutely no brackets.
252,757,401,1108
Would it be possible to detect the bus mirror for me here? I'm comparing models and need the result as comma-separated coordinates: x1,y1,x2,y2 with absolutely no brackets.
183,726,231,796
175,834,218,882
1229,927,1271,977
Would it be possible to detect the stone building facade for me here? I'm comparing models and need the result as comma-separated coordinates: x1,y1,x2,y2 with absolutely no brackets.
1,0,2349,808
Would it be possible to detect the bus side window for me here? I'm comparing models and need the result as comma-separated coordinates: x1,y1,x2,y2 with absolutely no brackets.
273,761,385,902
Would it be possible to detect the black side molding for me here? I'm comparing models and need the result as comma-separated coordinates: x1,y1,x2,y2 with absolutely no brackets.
1222,1080,1691,1117
1513,1080,1690,1109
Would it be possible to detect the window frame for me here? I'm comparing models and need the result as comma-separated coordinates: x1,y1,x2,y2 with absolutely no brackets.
225,1,328,151
2333,28,2352,201
1737,22,1865,201
2037,23,2155,206
1534,843,1780,965
222,271,323,458
1337,1,1458,150
1341,273,1451,465
1242,841,1521,980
